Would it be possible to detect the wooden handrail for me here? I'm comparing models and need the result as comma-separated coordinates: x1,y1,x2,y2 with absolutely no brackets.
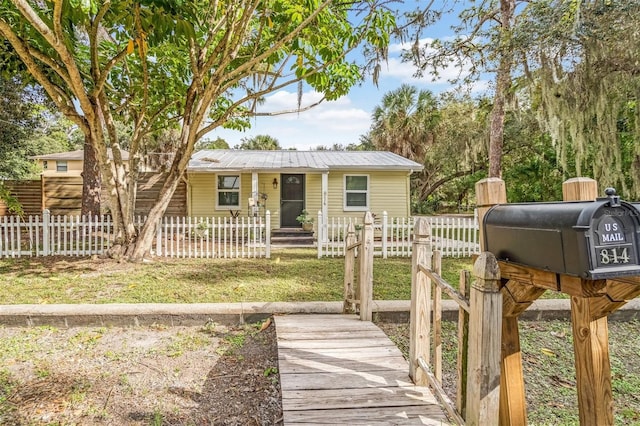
418,264,471,313
417,356,466,426
345,241,361,251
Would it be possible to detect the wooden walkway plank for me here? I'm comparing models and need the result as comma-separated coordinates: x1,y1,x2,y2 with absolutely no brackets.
278,337,396,350
282,387,437,411
279,345,403,360
278,356,409,374
275,314,450,425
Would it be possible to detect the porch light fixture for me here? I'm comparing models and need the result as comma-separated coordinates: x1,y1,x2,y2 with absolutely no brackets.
272,178,278,189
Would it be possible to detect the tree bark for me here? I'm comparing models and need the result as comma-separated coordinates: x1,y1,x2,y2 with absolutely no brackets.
488,0,515,178
80,135,101,217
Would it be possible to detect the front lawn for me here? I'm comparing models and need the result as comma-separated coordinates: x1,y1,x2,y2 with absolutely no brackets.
1,249,472,304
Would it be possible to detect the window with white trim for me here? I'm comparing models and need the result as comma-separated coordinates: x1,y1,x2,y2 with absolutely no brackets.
56,161,67,172
344,175,369,211
216,175,240,208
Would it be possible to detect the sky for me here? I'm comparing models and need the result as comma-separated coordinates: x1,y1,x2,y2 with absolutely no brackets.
209,2,491,151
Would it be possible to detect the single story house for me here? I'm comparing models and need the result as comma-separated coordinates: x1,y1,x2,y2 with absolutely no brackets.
186,150,424,229
12,148,422,222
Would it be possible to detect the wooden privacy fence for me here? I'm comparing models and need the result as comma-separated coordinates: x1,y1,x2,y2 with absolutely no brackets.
318,211,479,259
0,210,270,259
409,216,501,425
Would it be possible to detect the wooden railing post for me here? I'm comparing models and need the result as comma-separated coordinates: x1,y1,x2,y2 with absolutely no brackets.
475,178,506,251
432,250,443,383
343,222,357,314
409,217,432,385
359,212,374,321
466,252,501,426
456,270,471,420
563,177,614,426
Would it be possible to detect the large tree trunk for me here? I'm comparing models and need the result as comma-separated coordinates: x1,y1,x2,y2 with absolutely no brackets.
80,135,101,217
488,0,515,178
127,148,192,261
128,172,183,261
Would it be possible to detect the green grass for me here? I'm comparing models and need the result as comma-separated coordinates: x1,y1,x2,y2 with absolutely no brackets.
0,249,578,304
0,249,461,304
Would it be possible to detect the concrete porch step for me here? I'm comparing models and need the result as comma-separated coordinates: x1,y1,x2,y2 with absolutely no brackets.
271,228,315,246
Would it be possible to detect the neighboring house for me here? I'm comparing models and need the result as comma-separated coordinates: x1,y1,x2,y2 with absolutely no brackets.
186,150,424,229
31,149,130,177
3,149,185,217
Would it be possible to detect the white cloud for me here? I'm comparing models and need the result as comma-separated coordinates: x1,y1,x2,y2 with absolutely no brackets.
382,38,482,89
210,89,372,150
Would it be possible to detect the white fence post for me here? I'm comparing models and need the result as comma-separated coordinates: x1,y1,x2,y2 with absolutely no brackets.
265,210,271,258
155,216,163,256
382,211,388,259
42,209,50,256
317,210,323,259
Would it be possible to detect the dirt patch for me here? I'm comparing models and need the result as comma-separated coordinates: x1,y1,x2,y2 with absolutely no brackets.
0,321,282,425
3,315,639,425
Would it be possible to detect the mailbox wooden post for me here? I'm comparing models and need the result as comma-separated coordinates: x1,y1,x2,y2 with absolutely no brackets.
483,177,640,426
476,178,507,252
563,178,614,426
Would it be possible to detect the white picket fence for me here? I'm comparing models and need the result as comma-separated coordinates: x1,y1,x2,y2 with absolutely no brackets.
0,209,477,260
0,210,270,259
154,215,270,259
317,212,479,258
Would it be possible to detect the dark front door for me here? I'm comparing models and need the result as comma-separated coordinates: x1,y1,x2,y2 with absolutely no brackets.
280,174,305,227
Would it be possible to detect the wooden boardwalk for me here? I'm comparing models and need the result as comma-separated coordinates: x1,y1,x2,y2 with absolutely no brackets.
275,314,450,425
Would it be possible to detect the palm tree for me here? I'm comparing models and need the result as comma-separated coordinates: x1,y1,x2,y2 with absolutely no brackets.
369,84,440,161
236,134,281,150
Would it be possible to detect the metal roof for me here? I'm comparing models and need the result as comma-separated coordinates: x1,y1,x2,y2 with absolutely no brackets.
188,150,424,172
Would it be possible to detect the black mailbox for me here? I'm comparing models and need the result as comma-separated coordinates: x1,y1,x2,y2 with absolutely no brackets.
483,189,640,279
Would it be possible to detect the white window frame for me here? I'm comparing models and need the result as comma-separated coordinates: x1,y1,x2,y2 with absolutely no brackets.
216,174,241,210
56,161,68,172
343,174,369,211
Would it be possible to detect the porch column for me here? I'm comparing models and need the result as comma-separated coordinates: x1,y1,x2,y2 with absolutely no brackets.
251,172,258,195
251,172,259,216
322,171,329,243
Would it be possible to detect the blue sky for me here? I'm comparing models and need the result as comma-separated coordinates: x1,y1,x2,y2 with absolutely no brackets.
210,2,489,150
